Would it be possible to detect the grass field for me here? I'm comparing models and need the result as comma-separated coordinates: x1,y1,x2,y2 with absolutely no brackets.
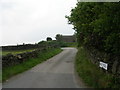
2,48,62,82
1,49,36,56
59,42,77,47
75,47,119,88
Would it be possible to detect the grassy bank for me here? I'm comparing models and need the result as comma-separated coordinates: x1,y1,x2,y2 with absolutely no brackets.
3,48,62,82
75,47,119,88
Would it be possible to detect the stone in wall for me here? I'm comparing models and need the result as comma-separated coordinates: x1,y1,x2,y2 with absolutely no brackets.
117,65,120,75
112,57,119,74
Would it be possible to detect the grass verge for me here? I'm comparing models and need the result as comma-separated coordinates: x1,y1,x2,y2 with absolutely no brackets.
2,48,62,82
75,47,119,88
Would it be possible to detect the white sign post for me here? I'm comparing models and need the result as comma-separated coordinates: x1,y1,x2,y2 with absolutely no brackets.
99,61,108,70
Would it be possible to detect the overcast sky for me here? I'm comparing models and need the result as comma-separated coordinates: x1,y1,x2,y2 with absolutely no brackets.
0,0,77,46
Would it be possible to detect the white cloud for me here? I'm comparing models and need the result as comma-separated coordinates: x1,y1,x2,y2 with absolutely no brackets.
0,0,77,46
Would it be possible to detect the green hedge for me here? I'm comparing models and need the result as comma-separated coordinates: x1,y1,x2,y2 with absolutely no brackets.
66,2,120,56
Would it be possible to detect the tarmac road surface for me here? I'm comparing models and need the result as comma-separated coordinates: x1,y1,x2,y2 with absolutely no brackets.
3,47,86,88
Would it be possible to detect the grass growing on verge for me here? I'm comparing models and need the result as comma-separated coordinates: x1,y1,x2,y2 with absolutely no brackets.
75,47,119,88
2,48,62,82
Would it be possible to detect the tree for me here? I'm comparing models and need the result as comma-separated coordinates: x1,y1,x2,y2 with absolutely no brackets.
38,41,46,44
55,34,62,42
46,37,52,41
66,2,120,55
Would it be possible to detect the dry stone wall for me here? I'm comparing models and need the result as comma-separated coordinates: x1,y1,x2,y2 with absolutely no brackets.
2,48,47,68
2,44,40,51
2,42,60,68
86,47,120,76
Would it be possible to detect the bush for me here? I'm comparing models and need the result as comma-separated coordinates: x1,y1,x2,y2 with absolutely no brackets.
66,2,120,55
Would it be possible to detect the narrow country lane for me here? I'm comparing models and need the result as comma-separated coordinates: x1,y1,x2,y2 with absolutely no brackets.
3,47,86,88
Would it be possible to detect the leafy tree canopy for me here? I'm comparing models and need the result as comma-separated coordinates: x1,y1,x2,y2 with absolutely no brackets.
66,2,120,55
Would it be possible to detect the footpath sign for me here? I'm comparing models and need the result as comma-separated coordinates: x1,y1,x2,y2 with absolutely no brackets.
99,61,108,70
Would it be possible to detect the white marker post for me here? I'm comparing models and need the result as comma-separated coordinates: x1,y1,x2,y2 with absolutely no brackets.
99,61,108,70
